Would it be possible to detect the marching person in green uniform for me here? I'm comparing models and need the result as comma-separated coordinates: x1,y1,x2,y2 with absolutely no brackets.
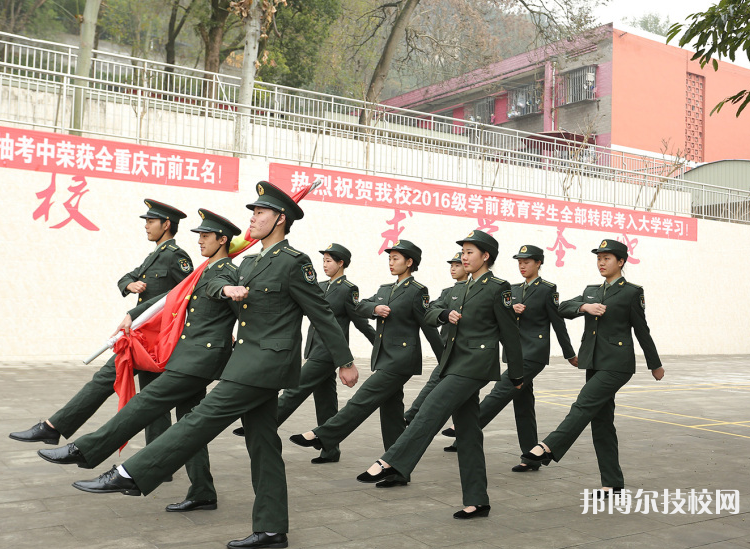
37,209,241,513
403,251,467,424
357,230,524,519
10,199,192,447
71,182,358,549
443,245,577,470
290,240,444,488
233,243,376,464
522,239,664,497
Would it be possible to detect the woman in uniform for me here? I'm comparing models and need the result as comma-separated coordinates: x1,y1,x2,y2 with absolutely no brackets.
522,238,664,496
356,230,524,518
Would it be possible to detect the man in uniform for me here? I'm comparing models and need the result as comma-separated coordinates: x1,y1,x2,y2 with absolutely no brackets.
37,209,241,513
233,242,376,465
10,199,192,448
71,182,358,549
403,251,467,425
443,245,577,469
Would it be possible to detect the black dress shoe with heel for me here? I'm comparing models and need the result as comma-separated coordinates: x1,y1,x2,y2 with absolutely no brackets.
226,532,288,548
9,421,60,444
72,466,141,496
521,444,553,466
453,504,491,519
310,456,339,464
165,499,218,512
441,427,456,437
511,463,540,472
38,443,88,467
356,460,399,483
233,427,245,437
289,434,322,450
444,445,457,453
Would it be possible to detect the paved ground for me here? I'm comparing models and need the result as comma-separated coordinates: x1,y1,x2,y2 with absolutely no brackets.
1,355,749,549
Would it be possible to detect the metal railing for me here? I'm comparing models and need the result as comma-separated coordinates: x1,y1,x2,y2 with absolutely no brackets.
1,31,748,223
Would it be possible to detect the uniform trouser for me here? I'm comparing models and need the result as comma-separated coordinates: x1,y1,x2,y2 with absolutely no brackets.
383,374,489,506
450,360,546,463
404,364,442,424
49,355,171,442
313,370,411,480
543,369,632,487
275,359,340,461
73,370,216,501
123,380,287,533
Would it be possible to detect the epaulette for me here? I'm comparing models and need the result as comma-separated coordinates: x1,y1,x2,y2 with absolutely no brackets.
225,262,237,271
541,279,555,287
490,276,507,285
625,281,643,289
343,279,355,287
281,246,302,257
412,280,425,289
167,244,179,251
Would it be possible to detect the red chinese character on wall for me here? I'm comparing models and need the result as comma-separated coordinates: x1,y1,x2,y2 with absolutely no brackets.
379,209,413,254
617,234,640,265
33,174,99,231
476,218,499,235
547,227,576,267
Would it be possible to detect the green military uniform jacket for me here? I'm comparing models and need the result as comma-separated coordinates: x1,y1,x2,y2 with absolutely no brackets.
426,271,524,381
304,276,376,362
505,278,576,364
558,278,661,373
435,282,468,344
206,240,354,390
128,257,238,380
355,277,444,376
117,238,194,305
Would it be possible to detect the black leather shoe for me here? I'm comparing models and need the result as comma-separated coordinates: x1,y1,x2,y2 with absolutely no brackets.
375,478,408,488
72,466,141,496
441,427,456,437
227,532,288,548
453,504,491,519
289,434,322,450
9,421,60,444
233,427,245,437
511,463,540,472
356,460,399,483
521,444,553,466
444,445,457,453
38,443,88,467
310,456,339,464
165,499,218,512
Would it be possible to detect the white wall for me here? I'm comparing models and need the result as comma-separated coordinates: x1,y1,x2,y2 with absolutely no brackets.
1,153,745,363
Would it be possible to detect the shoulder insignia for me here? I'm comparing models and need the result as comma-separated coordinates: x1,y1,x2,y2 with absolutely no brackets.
412,280,425,289
168,245,178,250
301,263,317,284
541,279,555,286
226,263,237,271
404,281,410,287
422,295,430,309
626,281,643,289
502,290,512,308
273,249,281,255
343,279,355,287
178,258,191,273
160,245,167,250
282,246,302,257
352,290,359,305
534,280,540,286
618,280,625,286
640,293,646,310
490,277,507,285
482,278,488,284
217,263,224,269
553,292,559,307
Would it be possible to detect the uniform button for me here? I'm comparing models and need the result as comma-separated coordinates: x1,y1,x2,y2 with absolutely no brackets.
517,317,520,321
186,322,191,327
618,342,623,346
138,298,143,302
402,342,407,347
243,304,248,309
452,337,455,341
539,335,543,339
238,339,243,344
241,321,246,327
190,308,195,312
379,334,382,338
460,306,463,310
193,296,197,300
381,319,385,323
181,335,185,339
142,275,146,279
593,331,596,335
206,343,211,348
264,288,268,292
480,344,485,349
155,274,158,278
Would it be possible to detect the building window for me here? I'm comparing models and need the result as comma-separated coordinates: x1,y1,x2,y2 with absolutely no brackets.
556,65,596,106
508,83,542,118
473,97,495,124
685,73,705,163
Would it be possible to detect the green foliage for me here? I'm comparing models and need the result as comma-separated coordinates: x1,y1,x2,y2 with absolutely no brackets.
623,12,671,37
257,0,342,88
667,0,750,116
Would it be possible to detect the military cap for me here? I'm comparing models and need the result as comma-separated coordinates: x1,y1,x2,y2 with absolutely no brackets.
139,199,187,221
592,238,628,261
385,239,422,266
513,244,544,263
456,230,499,261
191,208,242,237
447,251,462,264
246,181,304,221
319,243,352,265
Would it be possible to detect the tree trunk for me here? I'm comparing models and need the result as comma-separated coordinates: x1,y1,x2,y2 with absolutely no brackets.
72,0,102,134
235,0,265,155
359,0,421,126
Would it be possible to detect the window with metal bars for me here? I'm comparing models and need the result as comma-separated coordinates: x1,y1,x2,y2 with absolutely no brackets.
556,65,596,106
507,83,542,118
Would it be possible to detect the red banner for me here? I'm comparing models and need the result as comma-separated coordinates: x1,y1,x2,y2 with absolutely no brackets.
270,163,697,241
0,126,239,192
